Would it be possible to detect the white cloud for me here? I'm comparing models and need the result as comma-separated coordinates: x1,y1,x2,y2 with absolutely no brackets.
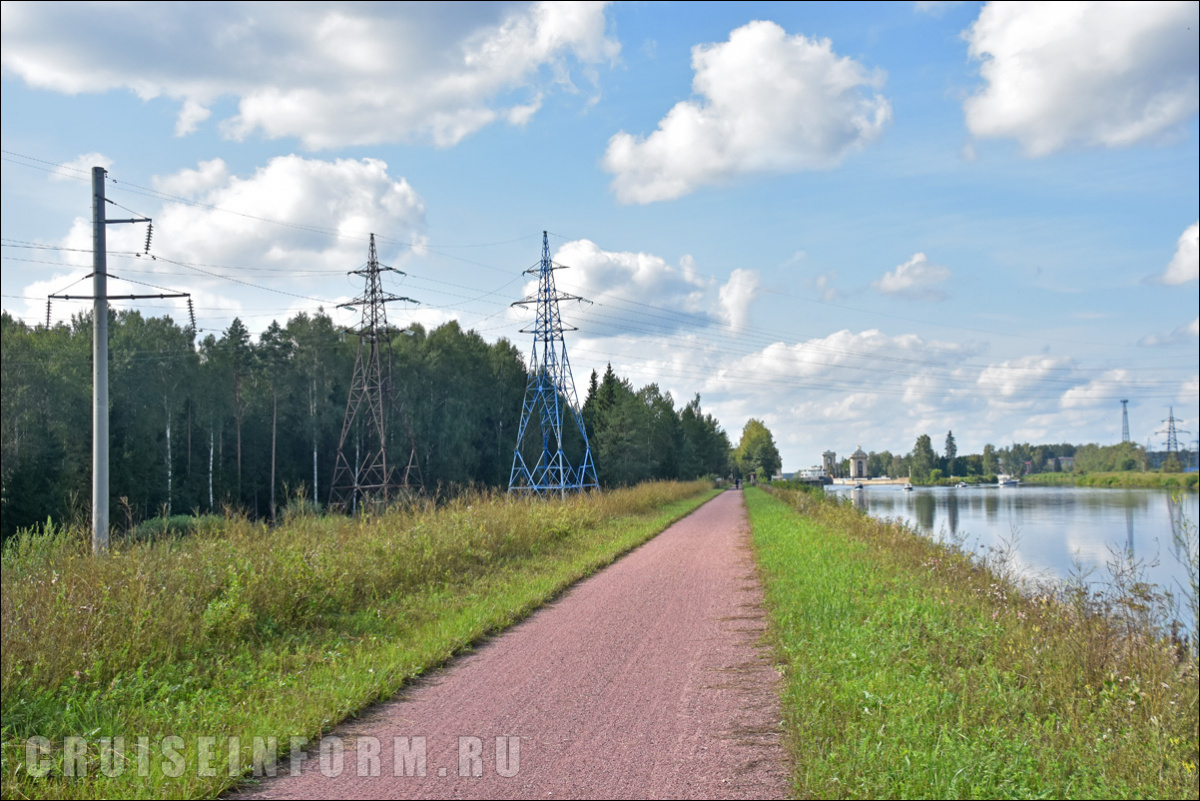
0,2,618,149
1182,376,1200,407
914,1,965,16
977,355,1075,403
716,269,760,330
697,329,985,463
1140,316,1200,347
50,152,112,181
563,317,1187,471
872,252,951,300
602,20,890,204
1159,221,1199,285
1059,369,1135,409
514,240,714,338
174,98,212,137
140,155,425,269
39,155,426,335
728,328,976,392
963,2,1200,155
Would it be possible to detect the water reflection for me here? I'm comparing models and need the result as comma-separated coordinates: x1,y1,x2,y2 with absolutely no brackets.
850,487,867,511
830,485,1197,614
1126,503,1134,555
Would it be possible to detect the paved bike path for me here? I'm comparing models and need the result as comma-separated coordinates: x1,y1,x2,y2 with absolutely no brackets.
240,490,788,799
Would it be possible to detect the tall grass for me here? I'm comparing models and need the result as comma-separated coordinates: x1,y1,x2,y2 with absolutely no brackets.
748,485,1198,799
1,480,715,799
1022,471,1198,490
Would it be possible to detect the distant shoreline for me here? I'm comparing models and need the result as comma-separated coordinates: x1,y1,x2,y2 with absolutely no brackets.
825,473,1198,490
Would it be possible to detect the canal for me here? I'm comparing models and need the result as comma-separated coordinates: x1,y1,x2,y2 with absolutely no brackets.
828,483,1198,631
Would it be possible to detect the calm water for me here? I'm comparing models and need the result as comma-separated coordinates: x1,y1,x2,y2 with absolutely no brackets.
828,484,1198,616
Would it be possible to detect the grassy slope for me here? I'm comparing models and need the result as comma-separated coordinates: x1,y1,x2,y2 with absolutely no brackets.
1,482,717,799
1021,472,1198,490
745,486,1198,799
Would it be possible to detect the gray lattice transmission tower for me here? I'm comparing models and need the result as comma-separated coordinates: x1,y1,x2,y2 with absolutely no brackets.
330,234,421,511
1158,406,1188,459
508,231,598,496
1120,399,1130,443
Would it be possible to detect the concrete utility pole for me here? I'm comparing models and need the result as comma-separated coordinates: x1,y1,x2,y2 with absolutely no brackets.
54,168,177,553
92,167,109,554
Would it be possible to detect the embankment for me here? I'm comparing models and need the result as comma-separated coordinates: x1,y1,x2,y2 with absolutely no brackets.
746,485,1198,799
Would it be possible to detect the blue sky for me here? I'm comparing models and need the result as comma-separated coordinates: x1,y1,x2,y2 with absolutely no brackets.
2,1,1197,470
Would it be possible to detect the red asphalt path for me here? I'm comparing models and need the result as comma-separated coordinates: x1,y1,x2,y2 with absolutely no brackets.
238,490,789,799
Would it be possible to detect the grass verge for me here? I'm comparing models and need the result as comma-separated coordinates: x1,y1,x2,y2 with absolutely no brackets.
1,481,717,799
1021,472,1198,490
745,485,1198,799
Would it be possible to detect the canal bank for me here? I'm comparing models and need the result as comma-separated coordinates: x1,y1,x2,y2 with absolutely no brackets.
746,485,1199,799
827,483,1198,620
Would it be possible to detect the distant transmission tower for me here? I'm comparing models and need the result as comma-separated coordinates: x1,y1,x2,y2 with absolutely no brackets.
330,234,421,512
1158,406,1188,456
1120,399,1130,443
508,231,598,496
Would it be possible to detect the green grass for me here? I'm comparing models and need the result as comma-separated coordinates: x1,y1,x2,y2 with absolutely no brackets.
1021,472,1198,490
745,486,1199,799
0,481,717,799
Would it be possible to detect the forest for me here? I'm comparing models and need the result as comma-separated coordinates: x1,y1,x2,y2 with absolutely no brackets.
0,309,732,538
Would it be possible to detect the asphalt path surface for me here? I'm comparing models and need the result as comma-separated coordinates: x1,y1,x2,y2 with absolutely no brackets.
239,489,789,799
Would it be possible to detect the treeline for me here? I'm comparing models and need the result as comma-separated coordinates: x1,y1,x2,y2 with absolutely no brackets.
581,365,731,486
847,432,1171,482
0,310,730,537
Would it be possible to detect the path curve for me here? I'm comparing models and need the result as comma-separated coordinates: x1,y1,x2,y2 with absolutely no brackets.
239,490,788,799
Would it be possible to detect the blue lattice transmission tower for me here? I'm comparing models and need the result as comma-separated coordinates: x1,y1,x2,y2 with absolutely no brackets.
330,234,421,512
508,232,598,496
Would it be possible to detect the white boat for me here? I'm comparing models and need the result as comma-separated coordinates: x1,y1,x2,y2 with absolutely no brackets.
903,482,913,491
997,475,1019,487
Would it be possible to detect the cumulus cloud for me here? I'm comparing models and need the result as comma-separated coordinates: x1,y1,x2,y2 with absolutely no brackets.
0,2,618,149
1182,376,1200,406
512,240,713,338
729,329,976,392
694,328,989,462
1159,221,1199,285
602,20,890,204
976,355,1075,403
716,269,760,330
140,155,425,268
50,152,112,181
1059,369,1136,409
564,317,1183,472
872,252,951,300
511,240,769,342
963,2,1200,155
33,155,426,334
